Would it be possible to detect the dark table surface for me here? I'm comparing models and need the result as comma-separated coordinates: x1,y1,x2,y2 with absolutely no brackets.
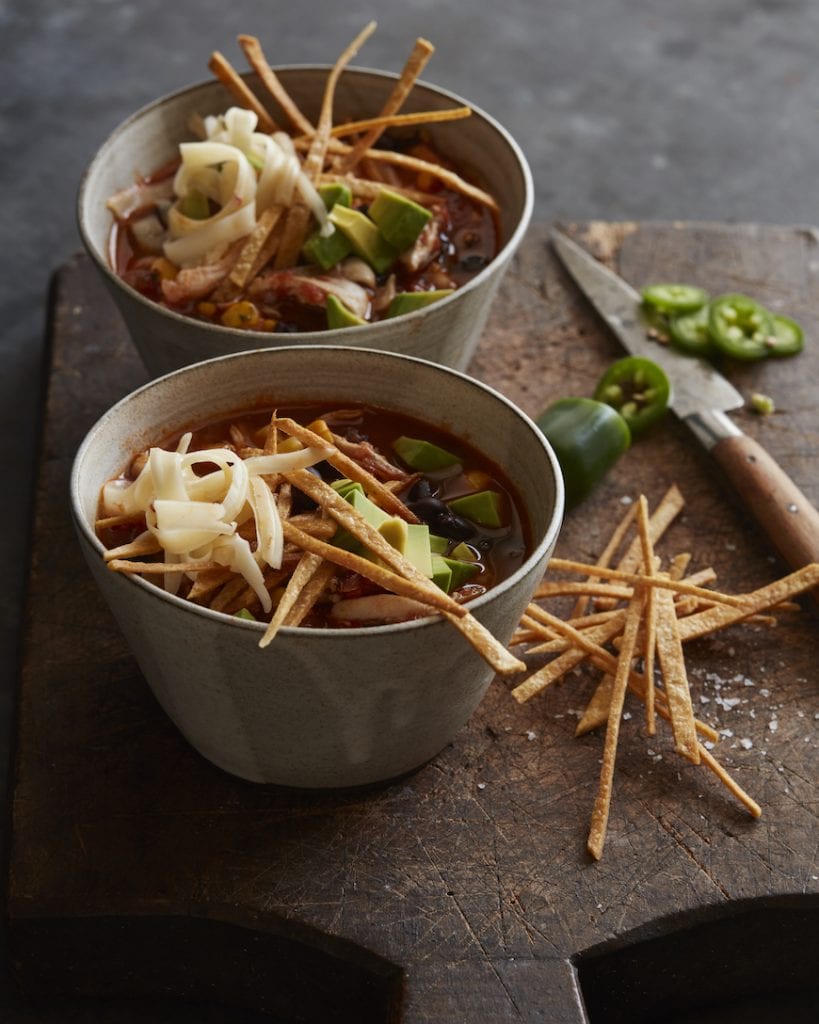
4,2,819,1020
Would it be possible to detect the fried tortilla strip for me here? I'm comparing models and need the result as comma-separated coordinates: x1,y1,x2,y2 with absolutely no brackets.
276,21,377,268
237,34,314,135
209,573,254,613
522,605,627,655
571,500,639,619
341,145,499,212
280,511,463,617
260,550,324,647
668,552,692,581
654,581,699,763
587,590,644,861
676,564,819,641
331,105,471,138
275,417,418,523
336,37,435,173
579,672,719,744
228,205,284,290
697,744,762,818
615,484,685,575
103,533,160,561
511,616,626,703
520,604,718,743
545,559,749,609
280,517,523,674
109,558,219,574
636,496,658,736
287,512,337,539
208,50,277,133
305,135,499,210
534,580,636,602
186,567,235,603
96,512,146,531
593,484,685,610
677,566,717,588
576,673,616,737
283,560,337,626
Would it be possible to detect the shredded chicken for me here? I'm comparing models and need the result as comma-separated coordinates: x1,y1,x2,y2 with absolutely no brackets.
331,434,415,482
398,214,442,273
247,266,370,319
161,241,243,305
107,176,175,219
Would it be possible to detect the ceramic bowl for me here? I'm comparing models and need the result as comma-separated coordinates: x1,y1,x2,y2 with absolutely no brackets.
77,66,533,378
70,346,563,787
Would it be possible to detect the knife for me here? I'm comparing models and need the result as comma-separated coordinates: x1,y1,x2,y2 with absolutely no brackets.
551,228,819,576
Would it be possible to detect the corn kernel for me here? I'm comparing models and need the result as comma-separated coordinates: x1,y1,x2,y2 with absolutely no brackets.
306,418,334,443
221,301,261,329
151,257,178,281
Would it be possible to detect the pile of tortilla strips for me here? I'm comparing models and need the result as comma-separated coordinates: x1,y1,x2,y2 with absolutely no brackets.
508,484,819,860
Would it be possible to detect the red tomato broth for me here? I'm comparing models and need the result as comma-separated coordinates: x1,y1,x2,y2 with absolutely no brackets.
97,402,529,628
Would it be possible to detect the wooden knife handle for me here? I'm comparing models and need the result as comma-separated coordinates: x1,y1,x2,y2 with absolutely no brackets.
711,433,819,575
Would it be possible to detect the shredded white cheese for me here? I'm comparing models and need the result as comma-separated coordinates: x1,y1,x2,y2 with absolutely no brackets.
103,440,333,608
163,106,330,267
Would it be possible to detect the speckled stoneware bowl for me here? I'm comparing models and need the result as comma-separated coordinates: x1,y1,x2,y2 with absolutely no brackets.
70,346,563,788
77,66,533,378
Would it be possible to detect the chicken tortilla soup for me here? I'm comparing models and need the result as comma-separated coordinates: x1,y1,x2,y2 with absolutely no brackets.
97,402,529,653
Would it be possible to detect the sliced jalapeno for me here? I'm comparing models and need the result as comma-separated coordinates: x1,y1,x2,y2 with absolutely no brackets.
641,283,709,316
536,398,631,509
593,356,670,436
708,293,775,360
766,313,804,357
668,305,714,357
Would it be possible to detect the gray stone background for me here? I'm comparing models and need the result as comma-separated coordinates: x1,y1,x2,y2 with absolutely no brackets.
2,0,818,1017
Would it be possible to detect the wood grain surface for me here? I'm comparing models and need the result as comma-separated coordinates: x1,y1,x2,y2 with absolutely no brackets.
7,223,819,1023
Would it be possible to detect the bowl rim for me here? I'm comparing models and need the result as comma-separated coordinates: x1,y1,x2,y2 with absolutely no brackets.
70,344,563,641
76,63,534,342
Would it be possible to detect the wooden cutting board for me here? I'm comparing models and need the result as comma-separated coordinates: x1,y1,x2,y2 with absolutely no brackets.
7,223,819,1023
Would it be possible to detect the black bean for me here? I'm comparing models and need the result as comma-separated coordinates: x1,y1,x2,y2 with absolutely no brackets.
407,496,448,518
407,478,436,502
461,254,488,273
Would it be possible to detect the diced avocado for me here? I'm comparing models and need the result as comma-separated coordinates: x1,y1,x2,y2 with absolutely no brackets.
378,516,409,553
326,293,366,329
303,225,353,270
431,555,453,594
328,204,397,274
179,189,210,220
442,556,480,591
450,541,478,562
350,489,390,528
377,518,433,577
331,526,364,554
318,182,353,210
447,490,504,528
387,289,454,318
234,607,257,621
303,185,354,269
332,478,364,500
429,534,449,554
405,523,433,577
368,187,432,251
392,435,461,471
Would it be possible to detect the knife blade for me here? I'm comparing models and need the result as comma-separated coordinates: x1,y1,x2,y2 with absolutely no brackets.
551,228,819,577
